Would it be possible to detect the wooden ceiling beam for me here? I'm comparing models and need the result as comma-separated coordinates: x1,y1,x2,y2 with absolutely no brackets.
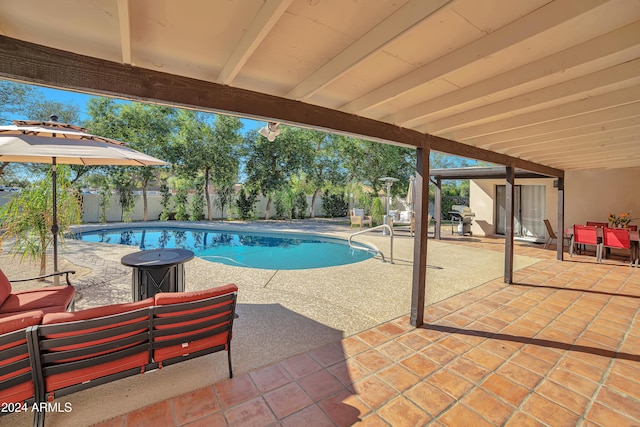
389,21,640,127
285,0,451,100
116,0,132,65
0,35,563,178
510,130,640,157
340,0,608,114
443,85,640,141
219,0,292,85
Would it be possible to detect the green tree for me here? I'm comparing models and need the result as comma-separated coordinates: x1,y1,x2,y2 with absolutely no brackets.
172,111,241,220
112,169,136,222
0,166,81,275
244,126,312,219
214,184,235,220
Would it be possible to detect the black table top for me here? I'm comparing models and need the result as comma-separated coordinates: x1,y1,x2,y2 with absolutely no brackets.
121,248,194,268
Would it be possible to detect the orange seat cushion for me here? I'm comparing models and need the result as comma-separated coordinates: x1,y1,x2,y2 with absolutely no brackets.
154,284,238,305
0,286,75,315
0,269,13,306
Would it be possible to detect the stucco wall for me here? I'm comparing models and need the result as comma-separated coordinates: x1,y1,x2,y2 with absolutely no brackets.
470,166,640,237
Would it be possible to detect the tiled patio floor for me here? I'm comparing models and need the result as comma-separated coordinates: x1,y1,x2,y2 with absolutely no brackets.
95,239,640,427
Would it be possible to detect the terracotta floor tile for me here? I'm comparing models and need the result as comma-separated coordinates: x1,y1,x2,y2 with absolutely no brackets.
520,344,563,364
439,403,494,427
125,401,174,427
437,336,472,355
585,402,639,427
377,364,420,392
610,359,640,382
223,397,277,427
429,369,474,399
521,394,580,427
356,413,390,426
476,315,509,331
280,404,334,427
596,386,640,421
214,374,259,408
395,332,430,351
352,376,398,409
318,389,370,427
181,411,227,427
478,340,519,359
328,359,368,387
376,322,406,338
421,343,457,365
249,363,293,393
377,340,413,360
447,357,490,383
281,353,322,379
464,347,505,371
605,372,640,401
353,349,393,373
92,417,125,427
510,352,553,376
481,373,529,407
496,362,543,389
172,387,220,425
358,329,391,347
405,381,454,417
263,382,313,419
341,336,371,357
400,353,438,377
557,355,606,382
309,343,347,367
415,326,446,342
535,379,590,415
298,369,344,401
462,387,513,425
547,368,598,398
377,396,430,427
503,412,545,427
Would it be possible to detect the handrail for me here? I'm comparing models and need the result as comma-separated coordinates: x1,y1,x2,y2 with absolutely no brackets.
348,224,393,263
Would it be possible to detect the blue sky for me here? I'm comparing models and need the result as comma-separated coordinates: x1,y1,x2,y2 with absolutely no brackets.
36,86,264,133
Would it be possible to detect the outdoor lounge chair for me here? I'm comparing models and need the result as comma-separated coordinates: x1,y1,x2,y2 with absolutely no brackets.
543,219,570,249
350,208,372,229
0,269,76,318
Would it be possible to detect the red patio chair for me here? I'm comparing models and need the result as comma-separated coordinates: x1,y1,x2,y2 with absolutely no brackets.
602,227,632,264
570,225,602,262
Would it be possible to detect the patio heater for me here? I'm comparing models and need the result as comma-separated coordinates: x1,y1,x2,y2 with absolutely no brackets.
379,177,398,235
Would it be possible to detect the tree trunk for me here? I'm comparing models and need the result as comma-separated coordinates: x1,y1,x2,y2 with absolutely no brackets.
265,197,272,220
310,189,319,218
142,185,148,221
204,168,212,220
39,252,46,276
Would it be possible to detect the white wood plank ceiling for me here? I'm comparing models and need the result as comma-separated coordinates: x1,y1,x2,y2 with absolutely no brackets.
1,0,638,170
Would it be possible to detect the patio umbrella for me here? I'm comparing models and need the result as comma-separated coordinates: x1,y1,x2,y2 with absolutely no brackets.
406,176,415,210
0,118,168,278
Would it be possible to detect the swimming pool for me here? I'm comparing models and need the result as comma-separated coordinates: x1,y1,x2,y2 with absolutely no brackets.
74,227,375,270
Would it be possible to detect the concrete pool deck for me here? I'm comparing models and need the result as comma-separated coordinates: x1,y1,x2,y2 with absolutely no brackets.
2,219,543,426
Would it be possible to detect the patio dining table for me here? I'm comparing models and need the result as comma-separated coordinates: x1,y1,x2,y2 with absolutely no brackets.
565,226,639,267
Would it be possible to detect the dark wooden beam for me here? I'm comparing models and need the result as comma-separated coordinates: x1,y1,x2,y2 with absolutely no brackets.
557,177,565,261
0,35,564,178
504,166,515,284
411,146,430,327
430,166,551,180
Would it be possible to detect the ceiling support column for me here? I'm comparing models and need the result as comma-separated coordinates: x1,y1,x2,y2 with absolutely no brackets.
557,177,565,261
434,178,442,240
504,165,515,284
410,145,430,327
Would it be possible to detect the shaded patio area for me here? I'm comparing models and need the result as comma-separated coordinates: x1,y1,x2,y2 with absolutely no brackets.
95,240,639,426
4,226,637,426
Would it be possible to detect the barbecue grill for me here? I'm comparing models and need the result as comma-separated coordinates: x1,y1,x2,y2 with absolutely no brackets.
449,205,475,236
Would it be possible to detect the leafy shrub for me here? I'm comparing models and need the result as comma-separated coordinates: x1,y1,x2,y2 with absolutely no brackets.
293,189,308,219
234,187,257,220
159,183,172,221
321,192,348,218
174,185,189,221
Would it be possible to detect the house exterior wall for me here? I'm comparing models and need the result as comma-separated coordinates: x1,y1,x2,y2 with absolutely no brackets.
469,166,640,237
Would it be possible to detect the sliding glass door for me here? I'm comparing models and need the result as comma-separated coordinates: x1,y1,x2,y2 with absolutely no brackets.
496,185,546,241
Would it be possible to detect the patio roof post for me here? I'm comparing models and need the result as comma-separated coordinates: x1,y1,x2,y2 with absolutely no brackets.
504,165,515,284
435,178,442,240
557,177,565,261
410,145,430,327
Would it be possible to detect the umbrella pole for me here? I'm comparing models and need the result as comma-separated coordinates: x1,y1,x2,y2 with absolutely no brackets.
51,157,59,285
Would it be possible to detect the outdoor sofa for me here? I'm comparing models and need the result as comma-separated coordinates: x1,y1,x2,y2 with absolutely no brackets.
0,283,238,427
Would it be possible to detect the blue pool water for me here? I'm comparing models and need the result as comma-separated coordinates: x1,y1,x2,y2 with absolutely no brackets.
74,227,374,270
